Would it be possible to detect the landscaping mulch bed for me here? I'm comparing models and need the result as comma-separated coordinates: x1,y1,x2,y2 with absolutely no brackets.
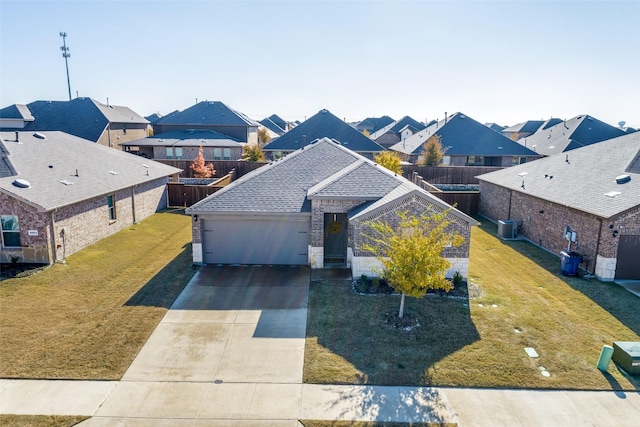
352,276,481,299
0,263,49,281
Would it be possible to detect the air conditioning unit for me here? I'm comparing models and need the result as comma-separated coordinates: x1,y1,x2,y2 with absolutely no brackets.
498,220,517,240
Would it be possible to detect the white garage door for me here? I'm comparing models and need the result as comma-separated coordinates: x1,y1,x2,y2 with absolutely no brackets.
202,216,309,265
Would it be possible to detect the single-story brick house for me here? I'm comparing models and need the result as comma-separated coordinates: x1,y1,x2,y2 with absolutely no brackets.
477,132,640,281
121,129,244,161
186,137,477,279
0,131,181,264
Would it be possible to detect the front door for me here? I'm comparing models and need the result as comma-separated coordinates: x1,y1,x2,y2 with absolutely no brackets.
324,213,348,267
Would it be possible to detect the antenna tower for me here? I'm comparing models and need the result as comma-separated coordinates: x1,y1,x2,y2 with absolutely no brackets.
59,32,72,100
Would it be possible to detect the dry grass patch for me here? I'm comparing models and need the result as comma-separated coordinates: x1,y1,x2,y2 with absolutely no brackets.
0,209,197,379
0,415,88,427
304,219,640,390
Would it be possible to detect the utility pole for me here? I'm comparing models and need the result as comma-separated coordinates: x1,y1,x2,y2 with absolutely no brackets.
59,32,72,101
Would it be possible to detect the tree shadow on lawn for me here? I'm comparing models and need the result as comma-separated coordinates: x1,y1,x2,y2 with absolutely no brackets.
307,280,480,386
479,219,640,337
124,243,199,308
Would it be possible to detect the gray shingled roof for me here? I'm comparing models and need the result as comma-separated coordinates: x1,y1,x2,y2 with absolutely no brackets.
391,112,538,157
155,101,258,126
516,114,629,156
262,109,385,154
307,160,401,200
0,98,148,142
188,138,361,214
0,131,181,212
187,137,477,227
477,132,640,219
0,104,34,121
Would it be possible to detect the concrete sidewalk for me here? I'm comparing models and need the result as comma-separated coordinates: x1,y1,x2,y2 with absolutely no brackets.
2,379,639,426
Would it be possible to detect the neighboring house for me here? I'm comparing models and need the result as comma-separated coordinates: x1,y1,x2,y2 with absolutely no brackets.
356,116,395,134
486,123,505,133
153,101,259,144
265,114,295,133
121,129,244,161
0,104,34,129
391,112,540,166
186,137,477,279
477,132,640,281
259,117,286,135
502,119,545,140
515,114,630,156
0,98,149,148
369,116,426,149
0,131,181,265
262,109,386,159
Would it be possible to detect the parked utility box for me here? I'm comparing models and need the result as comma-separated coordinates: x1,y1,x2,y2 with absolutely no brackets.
498,220,516,240
560,251,581,276
612,342,640,375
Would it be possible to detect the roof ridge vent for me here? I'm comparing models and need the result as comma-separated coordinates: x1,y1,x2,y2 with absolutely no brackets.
33,132,46,139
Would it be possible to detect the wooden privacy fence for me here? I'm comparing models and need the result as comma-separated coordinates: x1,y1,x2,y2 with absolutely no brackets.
411,171,480,215
157,159,266,179
167,172,235,207
403,165,503,184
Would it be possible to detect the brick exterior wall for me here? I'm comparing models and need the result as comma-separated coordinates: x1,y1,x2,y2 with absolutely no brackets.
97,124,148,149
0,192,52,263
479,181,640,279
1,178,170,264
310,199,365,247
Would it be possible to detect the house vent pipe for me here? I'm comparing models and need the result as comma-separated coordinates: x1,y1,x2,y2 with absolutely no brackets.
15,131,19,142
445,112,448,123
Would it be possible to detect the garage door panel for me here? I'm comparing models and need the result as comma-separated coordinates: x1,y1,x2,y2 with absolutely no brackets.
203,217,309,265
615,235,640,280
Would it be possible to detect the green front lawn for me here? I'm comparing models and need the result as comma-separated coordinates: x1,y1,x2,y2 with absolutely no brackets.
0,209,197,380
304,220,640,390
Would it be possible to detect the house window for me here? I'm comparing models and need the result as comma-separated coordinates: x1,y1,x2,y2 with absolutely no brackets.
165,147,173,160
512,157,527,166
174,147,183,160
107,195,116,221
213,148,222,160
465,156,485,166
223,148,231,160
442,155,451,166
1,215,21,247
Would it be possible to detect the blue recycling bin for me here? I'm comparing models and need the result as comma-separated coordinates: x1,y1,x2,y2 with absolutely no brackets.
560,251,582,276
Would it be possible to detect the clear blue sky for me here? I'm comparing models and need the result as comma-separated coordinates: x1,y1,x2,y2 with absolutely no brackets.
1,0,639,127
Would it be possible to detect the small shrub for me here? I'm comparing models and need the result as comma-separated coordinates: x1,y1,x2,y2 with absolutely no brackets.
360,274,368,283
452,270,463,287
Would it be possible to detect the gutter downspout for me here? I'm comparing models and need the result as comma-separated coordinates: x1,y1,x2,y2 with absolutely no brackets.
507,189,513,219
131,185,137,224
49,210,57,264
593,217,603,275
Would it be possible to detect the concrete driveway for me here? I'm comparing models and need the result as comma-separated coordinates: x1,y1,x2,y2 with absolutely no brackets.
122,265,310,384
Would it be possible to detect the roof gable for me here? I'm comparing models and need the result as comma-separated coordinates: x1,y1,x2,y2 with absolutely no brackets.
259,117,286,134
308,160,402,200
391,112,538,157
0,104,34,121
477,132,640,218
370,116,426,140
263,109,385,153
0,131,181,211
156,101,258,127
